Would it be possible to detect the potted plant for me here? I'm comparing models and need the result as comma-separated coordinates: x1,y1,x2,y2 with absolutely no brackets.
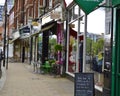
54,44,62,52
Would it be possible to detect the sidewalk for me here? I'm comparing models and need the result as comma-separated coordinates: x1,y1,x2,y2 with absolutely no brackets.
0,62,74,96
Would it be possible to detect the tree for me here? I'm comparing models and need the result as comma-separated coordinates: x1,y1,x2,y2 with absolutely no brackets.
86,37,93,55
87,37,104,56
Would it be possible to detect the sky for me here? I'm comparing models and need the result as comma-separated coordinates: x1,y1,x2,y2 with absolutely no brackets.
88,8,105,34
0,0,5,5
0,0,105,34
65,0,105,34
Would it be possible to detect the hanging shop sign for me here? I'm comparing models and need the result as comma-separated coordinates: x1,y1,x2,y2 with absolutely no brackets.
50,5,62,20
112,0,120,6
19,26,30,39
74,0,103,14
50,12,61,19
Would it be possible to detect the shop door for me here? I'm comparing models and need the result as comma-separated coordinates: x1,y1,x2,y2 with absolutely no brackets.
22,47,25,63
42,31,49,63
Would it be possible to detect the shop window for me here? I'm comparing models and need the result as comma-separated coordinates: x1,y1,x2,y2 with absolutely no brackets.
67,4,84,74
37,33,43,61
48,34,57,60
73,5,79,19
68,20,78,73
86,33,104,88
69,9,73,22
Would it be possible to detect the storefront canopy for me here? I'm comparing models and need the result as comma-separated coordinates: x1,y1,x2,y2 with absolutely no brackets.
112,0,120,6
30,21,57,37
9,31,20,44
74,0,103,14
9,37,20,44
41,20,57,33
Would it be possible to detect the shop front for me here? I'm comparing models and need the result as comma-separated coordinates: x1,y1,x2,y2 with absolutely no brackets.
37,4,66,70
66,1,108,95
111,3,120,96
19,25,30,63
66,2,85,76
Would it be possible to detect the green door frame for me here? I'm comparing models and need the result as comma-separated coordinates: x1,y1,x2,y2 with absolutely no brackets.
112,7,120,96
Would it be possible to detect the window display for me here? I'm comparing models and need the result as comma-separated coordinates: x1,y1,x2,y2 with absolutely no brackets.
67,4,106,91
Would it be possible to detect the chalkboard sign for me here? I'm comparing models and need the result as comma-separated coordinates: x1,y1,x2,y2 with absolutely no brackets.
75,73,94,96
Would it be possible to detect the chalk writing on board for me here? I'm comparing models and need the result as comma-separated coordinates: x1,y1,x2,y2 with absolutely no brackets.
75,73,94,96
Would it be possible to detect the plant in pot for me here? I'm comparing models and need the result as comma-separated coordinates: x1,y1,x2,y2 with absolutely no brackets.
54,44,62,53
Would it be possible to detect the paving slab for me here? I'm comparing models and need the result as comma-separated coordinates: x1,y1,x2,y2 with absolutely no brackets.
0,63,74,96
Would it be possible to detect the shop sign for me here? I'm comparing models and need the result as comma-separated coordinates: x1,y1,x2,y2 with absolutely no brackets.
13,31,20,39
50,12,61,19
74,0,103,14
20,26,30,34
112,0,120,6
20,26,30,39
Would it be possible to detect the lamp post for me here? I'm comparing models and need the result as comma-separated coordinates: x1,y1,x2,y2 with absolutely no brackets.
3,0,7,67
6,14,9,69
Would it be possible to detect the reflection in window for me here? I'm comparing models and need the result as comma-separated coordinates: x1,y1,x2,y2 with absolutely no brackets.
69,9,73,22
68,26,77,73
73,5,79,19
86,33,104,88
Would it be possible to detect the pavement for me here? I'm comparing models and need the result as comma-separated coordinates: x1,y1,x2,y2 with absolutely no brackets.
0,62,74,96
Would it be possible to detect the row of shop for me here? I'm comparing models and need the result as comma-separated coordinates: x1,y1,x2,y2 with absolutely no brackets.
4,0,120,96
10,2,105,94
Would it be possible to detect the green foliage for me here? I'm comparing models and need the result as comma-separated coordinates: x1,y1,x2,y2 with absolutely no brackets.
38,35,42,42
49,37,57,45
54,44,62,52
86,37,92,55
86,37,104,56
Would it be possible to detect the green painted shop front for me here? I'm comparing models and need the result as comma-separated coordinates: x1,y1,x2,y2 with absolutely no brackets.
112,7,120,96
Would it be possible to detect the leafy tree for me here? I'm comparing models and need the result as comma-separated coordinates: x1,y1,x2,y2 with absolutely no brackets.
86,37,92,55
87,37,104,56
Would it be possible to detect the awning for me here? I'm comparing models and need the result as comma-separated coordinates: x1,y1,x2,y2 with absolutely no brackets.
9,37,20,44
112,0,120,6
30,31,40,37
40,20,57,34
30,21,56,37
40,23,55,32
74,0,103,14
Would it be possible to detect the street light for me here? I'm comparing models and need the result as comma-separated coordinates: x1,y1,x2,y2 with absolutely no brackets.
6,14,9,69
3,0,7,67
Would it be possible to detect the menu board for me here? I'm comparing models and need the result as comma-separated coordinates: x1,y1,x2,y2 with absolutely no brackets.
75,73,94,96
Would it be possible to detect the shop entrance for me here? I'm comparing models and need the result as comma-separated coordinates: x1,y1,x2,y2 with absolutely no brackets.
22,47,25,63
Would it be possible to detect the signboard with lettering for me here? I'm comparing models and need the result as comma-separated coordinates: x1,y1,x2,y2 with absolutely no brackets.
75,73,94,96
19,26,30,39
20,26,30,34
74,0,103,14
0,5,4,22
